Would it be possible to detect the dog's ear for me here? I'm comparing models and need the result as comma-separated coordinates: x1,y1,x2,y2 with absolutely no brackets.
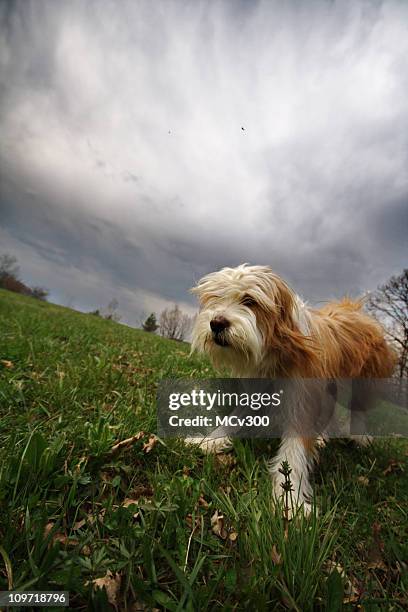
256,270,296,320
259,274,321,374
276,281,295,322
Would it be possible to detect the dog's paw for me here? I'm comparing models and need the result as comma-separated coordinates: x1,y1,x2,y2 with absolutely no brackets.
315,435,328,449
184,436,232,454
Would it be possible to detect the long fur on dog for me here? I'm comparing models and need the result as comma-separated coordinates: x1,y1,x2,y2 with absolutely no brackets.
190,264,396,512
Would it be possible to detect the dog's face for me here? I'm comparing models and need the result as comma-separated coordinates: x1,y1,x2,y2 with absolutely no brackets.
191,264,302,373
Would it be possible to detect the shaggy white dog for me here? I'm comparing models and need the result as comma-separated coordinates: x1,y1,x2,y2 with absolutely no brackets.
189,264,396,513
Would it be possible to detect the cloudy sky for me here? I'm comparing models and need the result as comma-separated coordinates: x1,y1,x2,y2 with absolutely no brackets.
1,0,407,326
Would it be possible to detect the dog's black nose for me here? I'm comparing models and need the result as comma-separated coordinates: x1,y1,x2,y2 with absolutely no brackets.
210,316,230,333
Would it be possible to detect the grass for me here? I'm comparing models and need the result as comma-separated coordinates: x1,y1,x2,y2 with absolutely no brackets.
0,287,407,610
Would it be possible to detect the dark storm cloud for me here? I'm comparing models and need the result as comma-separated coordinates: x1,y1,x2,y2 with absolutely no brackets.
1,0,407,323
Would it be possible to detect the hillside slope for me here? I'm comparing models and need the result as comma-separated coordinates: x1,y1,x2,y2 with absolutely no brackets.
0,288,407,610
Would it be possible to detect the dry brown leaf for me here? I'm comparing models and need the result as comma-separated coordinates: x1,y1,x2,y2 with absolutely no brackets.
53,534,72,546
93,571,121,608
44,524,73,547
130,601,148,611
383,459,404,476
72,519,86,531
367,521,387,571
130,603,158,612
44,522,54,537
121,499,140,518
357,476,369,486
271,544,282,565
186,514,201,529
132,484,154,499
211,510,228,540
228,531,238,542
324,561,360,604
122,498,138,507
367,555,387,571
110,432,145,454
343,579,360,604
142,435,158,453
215,454,236,468
0,359,13,368
197,495,209,509
324,560,346,577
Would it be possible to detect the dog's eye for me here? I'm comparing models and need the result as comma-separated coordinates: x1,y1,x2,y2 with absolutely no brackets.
241,295,256,307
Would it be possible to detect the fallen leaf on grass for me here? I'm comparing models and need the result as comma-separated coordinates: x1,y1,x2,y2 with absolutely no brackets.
215,454,236,468
383,459,404,476
324,560,346,577
110,432,145,454
121,499,140,518
133,484,154,498
44,523,74,546
72,519,86,531
211,510,228,540
211,510,238,541
186,514,201,529
142,435,158,453
130,601,149,611
271,544,282,565
44,522,54,537
0,360,13,368
44,523,90,555
324,560,359,604
366,521,387,571
197,495,209,509
357,476,369,486
228,531,238,542
92,571,121,608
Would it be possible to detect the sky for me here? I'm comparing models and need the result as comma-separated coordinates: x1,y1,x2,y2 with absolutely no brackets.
1,0,407,326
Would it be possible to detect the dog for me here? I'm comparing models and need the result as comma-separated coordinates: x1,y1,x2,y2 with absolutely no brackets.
189,264,396,513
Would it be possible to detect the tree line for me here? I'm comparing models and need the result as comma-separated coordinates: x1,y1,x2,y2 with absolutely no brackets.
0,254,49,301
0,253,194,342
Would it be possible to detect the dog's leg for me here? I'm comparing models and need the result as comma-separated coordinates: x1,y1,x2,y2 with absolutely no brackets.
184,436,232,454
349,379,373,447
268,435,316,516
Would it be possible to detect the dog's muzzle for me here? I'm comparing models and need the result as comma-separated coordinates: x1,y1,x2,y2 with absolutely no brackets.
210,316,230,347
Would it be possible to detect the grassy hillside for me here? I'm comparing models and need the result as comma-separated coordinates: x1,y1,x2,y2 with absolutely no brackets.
0,288,407,610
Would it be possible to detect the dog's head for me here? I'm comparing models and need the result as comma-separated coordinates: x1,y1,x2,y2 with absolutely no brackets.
191,264,309,374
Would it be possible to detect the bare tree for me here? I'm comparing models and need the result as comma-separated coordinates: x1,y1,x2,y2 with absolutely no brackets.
366,269,408,378
0,274,31,296
159,304,193,341
0,253,48,301
0,253,31,295
104,298,121,322
0,254,20,280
